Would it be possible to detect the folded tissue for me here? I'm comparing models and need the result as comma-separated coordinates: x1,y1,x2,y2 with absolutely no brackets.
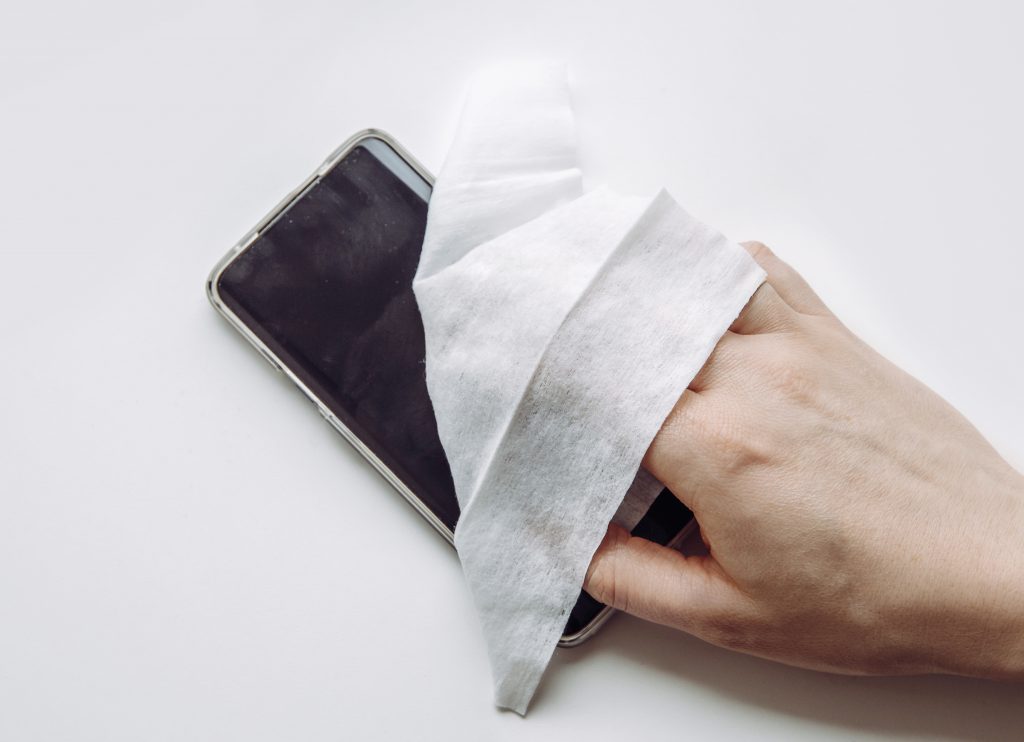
412,62,765,714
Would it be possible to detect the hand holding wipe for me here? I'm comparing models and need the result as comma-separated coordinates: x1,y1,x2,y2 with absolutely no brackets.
412,62,765,713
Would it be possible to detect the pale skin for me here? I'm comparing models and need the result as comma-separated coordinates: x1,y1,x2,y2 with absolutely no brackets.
584,242,1024,680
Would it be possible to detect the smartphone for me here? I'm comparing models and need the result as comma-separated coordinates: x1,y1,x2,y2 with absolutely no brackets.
206,129,695,645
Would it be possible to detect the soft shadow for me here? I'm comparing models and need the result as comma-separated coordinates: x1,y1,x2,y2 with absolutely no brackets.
544,612,1024,739
538,530,1023,738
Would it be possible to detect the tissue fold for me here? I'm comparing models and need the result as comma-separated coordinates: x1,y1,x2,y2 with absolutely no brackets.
412,63,765,714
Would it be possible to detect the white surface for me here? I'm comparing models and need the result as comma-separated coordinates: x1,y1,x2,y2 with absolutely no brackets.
1,0,1022,739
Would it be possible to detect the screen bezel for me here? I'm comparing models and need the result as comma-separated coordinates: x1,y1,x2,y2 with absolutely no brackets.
206,129,663,646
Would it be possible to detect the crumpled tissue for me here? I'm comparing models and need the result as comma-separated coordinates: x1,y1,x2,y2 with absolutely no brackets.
412,62,765,714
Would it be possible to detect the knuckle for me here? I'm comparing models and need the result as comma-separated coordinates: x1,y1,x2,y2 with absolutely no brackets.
586,558,629,613
691,410,771,471
762,341,827,408
773,362,816,399
743,240,774,263
584,531,633,612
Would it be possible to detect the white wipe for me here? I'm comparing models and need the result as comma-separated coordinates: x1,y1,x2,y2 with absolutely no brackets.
412,63,765,714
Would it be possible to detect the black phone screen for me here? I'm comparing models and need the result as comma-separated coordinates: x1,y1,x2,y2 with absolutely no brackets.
215,136,693,637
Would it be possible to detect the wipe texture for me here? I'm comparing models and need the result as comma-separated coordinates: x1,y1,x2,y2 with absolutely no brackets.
412,63,765,714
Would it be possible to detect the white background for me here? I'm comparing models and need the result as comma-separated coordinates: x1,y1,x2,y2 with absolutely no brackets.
2,1,1022,739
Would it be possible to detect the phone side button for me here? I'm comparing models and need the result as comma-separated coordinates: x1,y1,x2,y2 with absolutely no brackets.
256,346,283,373
318,406,350,435
316,406,340,431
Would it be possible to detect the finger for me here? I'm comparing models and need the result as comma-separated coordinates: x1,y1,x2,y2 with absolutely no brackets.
698,525,711,552
729,282,797,335
643,384,760,503
741,241,831,316
584,523,752,638
688,331,744,392
640,389,715,509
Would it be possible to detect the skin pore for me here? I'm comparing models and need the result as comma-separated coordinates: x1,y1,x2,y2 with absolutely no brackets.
584,242,1024,680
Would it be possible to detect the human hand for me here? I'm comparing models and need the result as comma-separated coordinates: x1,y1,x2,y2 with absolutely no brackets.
584,242,1024,679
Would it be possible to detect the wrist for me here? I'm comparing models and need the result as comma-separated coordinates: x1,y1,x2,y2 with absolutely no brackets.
993,470,1024,678
945,467,1024,680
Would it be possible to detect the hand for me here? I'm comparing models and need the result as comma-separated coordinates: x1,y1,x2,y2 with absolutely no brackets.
584,242,1024,679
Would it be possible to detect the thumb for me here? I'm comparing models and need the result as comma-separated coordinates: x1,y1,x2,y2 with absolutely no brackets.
584,523,753,639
